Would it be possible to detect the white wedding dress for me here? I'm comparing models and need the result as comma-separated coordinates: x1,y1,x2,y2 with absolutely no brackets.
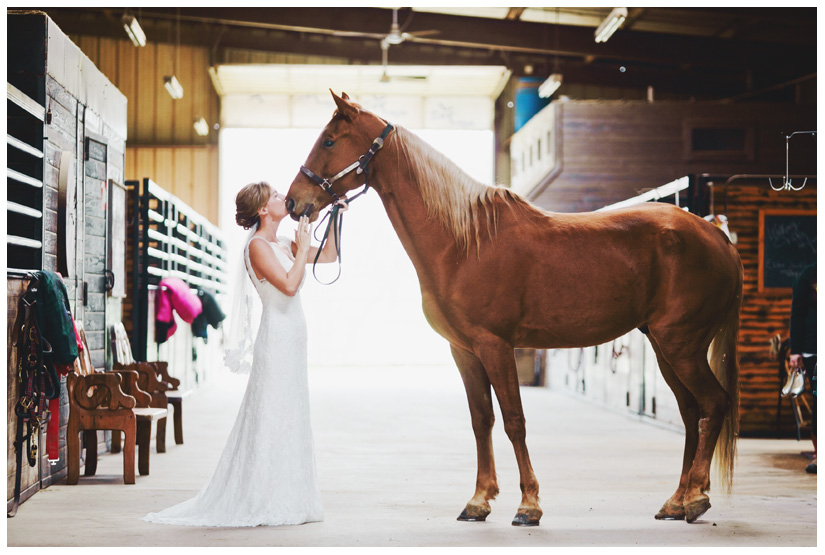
143,236,324,527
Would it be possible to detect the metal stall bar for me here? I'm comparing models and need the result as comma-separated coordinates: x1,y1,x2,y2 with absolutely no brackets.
129,178,229,361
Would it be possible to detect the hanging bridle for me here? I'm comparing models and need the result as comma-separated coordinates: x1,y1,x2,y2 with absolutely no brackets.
299,122,394,284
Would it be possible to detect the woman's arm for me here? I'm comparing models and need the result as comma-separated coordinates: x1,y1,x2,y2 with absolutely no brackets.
249,219,311,296
305,230,339,264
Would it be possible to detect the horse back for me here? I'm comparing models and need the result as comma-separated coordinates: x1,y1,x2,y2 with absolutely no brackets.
443,200,740,349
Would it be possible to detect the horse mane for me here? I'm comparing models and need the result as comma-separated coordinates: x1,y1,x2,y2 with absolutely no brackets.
393,126,544,252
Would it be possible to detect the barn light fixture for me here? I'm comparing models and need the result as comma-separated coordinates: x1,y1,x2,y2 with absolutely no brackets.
594,7,627,43
164,75,184,99
538,74,563,98
193,117,209,136
539,8,563,99
122,14,146,47
163,9,184,100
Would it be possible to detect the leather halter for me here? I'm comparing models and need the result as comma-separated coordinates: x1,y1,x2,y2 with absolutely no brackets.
298,122,394,284
299,122,394,204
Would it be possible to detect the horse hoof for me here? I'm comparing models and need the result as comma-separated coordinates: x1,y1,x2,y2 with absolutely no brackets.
655,500,685,520
512,509,542,527
457,506,489,522
685,497,711,523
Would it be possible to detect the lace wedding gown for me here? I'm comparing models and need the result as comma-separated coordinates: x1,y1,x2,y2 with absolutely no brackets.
143,236,324,527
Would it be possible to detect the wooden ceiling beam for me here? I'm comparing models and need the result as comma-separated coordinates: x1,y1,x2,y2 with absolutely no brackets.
37,7,814,75
32,7,814,100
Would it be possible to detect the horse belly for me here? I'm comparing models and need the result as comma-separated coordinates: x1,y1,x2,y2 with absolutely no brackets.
515,254,650,349
515,295,643,349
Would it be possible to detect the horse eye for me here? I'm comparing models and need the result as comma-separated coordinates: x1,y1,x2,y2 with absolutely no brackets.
323,139,335,148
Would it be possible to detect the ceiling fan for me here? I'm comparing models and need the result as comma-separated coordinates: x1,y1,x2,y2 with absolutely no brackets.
378,8,439,83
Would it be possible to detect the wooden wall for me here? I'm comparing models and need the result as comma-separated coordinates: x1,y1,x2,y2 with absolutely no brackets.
528,100,816,213
727,180,817,435
124,146,219,227
8,14,127,507
68,35,221,225
69,36,219,147
7,281,38,508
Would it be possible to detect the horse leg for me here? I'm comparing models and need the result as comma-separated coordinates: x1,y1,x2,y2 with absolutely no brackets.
659,345,729,523
451,344,499,522
475,337,542,526
648,336,700,520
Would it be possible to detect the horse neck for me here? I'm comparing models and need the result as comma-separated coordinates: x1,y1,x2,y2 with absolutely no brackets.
370,144,452,285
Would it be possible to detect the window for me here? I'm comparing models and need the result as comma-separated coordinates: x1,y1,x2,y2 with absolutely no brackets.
692,128,746,152
684,121,754,161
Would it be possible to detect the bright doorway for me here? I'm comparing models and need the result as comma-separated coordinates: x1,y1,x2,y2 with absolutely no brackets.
219,127,494,369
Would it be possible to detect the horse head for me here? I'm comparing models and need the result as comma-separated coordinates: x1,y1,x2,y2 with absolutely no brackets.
286,90,392,222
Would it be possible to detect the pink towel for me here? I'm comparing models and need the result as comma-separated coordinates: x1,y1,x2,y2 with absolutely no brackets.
156,278,203,342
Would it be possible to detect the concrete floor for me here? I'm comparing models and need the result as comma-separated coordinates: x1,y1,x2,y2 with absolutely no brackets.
6,365,818,547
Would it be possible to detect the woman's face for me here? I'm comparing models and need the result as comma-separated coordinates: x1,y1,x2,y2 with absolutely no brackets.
261,188,288,222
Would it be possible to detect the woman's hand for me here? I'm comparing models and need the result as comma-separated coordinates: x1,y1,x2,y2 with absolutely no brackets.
295,216,311,256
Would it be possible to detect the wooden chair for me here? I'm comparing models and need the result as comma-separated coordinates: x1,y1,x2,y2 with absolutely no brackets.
67,323,168,484
111,362,170,454
111,322,189,447
153,361,191,445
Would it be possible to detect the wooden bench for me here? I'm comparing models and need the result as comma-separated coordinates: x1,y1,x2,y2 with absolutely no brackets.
166,389,192,444
66,324,167,483
111,362,171,454
151,360,192,444
110,368,169,475
111,322,189,448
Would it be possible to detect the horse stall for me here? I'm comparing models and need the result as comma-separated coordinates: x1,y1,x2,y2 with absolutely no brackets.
123,178,228,391
511,98,816,436
7,12,127,509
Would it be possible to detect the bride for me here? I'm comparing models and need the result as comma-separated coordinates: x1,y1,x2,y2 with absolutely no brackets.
143,181,338,527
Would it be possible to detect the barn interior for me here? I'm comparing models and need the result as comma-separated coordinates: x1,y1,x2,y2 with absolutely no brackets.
6,6,818,547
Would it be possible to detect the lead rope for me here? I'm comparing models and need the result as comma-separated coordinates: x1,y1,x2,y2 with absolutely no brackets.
312,201,345,285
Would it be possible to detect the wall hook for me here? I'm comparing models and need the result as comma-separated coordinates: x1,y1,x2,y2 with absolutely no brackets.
769,131,816,191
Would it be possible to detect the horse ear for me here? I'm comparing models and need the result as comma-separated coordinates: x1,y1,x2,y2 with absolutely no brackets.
330,89,359,121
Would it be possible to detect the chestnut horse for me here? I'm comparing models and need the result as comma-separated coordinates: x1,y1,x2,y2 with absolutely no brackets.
286,91,743,527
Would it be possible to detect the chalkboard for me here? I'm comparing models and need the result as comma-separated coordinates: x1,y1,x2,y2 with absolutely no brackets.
759,209,817,292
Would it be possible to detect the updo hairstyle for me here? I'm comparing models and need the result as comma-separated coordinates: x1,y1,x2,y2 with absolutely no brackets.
235,181,273,229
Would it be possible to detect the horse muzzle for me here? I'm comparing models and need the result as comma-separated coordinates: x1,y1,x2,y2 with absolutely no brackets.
286,197,315,222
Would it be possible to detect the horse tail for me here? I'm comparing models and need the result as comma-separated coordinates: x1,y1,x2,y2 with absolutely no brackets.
709,257,742,494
